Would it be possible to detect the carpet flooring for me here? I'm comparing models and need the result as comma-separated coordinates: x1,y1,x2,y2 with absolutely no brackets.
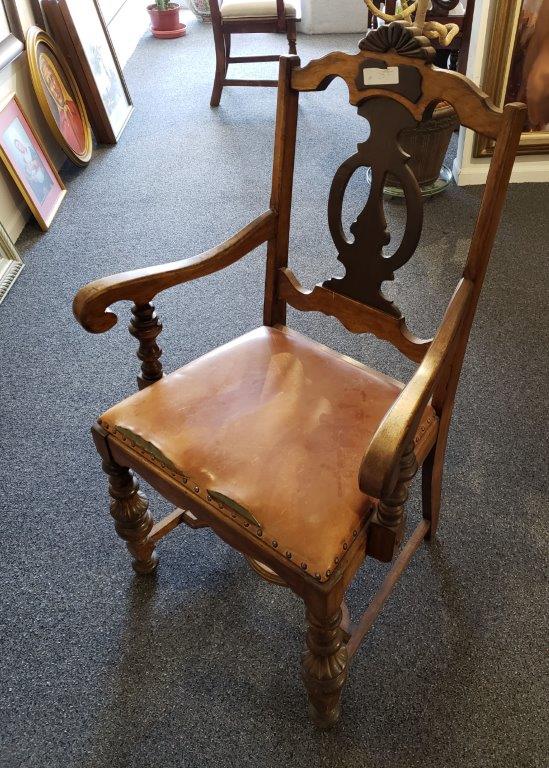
1,16,547,768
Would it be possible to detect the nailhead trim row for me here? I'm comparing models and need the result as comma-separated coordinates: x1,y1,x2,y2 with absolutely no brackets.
98,409,437,582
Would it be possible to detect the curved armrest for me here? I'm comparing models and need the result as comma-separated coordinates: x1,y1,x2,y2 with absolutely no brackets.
73,210,277,333
359,278,474,499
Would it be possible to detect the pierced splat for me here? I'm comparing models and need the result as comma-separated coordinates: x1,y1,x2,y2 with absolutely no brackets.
323,97,423,318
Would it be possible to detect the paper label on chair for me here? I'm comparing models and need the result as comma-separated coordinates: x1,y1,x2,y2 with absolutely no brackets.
362,66,399,86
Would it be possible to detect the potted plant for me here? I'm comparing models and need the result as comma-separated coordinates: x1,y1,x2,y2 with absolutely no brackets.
188,0,211,22
147,0,186,39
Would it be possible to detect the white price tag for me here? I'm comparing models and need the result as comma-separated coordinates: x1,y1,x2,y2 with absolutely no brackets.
363,66,399,87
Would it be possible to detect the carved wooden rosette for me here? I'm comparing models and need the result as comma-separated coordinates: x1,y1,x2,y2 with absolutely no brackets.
103,459,158,574
301,608,348,729
129,302,163,390
359,20,435,60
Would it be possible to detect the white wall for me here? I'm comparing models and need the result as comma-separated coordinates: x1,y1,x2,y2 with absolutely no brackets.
298,0,368,34
0,0,148,242
454,0,549,185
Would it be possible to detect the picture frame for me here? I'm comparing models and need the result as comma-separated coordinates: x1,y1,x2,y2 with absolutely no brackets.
42,0,133,144
0,94,66,231
29,0,46,28
26,26,93,166
475,0,549,156
0,0,24,70
0,219,23,306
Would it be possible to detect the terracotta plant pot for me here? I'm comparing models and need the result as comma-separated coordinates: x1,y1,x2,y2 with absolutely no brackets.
147,3,186,38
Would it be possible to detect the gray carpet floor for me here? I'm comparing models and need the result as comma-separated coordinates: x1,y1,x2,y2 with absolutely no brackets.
1,17,547,768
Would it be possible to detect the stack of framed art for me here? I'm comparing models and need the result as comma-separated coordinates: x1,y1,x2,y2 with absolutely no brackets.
42,0,133,144
0,0,133,243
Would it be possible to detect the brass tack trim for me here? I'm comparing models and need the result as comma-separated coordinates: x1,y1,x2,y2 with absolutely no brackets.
231,512,237,519
244,522,250,528
326,569,332,577
343,543,348,551
352,530,357,538
300,562,307,570
285,551,292,560
193,485,200,493
272,540,278,548
256,529,263,537
334,556,340,564
315,573,321,580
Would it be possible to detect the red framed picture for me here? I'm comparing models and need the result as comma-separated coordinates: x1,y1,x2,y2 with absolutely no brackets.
0,94,66,230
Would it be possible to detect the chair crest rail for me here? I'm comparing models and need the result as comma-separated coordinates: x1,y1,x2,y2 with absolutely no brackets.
73,210,277,334
290,22,503,140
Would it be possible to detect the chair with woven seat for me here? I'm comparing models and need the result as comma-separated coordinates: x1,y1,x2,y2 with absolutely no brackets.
209,0,299,106
73,21,525,728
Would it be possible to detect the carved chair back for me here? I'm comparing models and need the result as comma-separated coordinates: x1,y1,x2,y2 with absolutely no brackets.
265,22,525,369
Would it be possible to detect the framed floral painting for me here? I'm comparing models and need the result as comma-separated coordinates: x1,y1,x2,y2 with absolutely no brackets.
0,94,66,230
475,0,549,156
43,0,133,144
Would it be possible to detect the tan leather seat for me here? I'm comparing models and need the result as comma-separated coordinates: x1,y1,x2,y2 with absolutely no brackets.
220,0,298,19
99,327,437,581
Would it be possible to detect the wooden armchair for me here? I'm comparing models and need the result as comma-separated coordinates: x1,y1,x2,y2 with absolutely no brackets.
73,22,525,728
209,0,299,106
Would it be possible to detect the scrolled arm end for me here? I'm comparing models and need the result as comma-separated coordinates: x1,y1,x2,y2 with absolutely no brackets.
73,280,121,334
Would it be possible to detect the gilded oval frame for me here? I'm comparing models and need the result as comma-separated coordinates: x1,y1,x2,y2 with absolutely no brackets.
26,26,92,166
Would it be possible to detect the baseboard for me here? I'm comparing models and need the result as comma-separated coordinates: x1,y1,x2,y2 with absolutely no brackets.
453,156,549,186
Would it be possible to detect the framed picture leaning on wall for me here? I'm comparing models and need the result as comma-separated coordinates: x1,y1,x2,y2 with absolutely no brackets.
0,0,24,70
26,27,92,167
475,0,549,156
0,94,66,230
0,220,23,306
42,0,133,144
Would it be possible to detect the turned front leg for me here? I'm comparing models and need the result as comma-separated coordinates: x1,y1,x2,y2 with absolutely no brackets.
103,459,158,574
301,607,348,729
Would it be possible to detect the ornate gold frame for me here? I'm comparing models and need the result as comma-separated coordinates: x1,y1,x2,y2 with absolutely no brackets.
475,0,549,156
26,27,92,167
0,93,66,231
0,220,23,305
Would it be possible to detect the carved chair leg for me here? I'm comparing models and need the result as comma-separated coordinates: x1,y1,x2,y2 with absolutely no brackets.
210,25,226,106
422,437,446,539
286,19,297,55
224,32,231,70
301,606,348,729
103,458,158,575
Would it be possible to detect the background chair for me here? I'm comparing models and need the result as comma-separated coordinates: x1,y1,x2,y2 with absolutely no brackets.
209,0,299,106
74,22,524,728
